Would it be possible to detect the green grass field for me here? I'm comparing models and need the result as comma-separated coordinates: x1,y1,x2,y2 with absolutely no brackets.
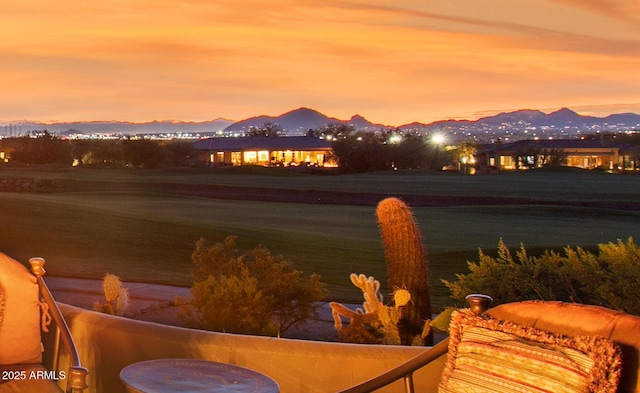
1,165,639,309
5,165,640,201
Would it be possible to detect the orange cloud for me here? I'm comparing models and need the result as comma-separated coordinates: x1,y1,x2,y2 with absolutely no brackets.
551,0,640,27
0,0,638,125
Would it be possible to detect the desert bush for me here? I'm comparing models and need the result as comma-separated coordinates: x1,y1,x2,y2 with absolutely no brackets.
184,236,328,336
444,237,640,315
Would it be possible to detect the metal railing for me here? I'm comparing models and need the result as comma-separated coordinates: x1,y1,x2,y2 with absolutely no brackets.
31,257,89,393
335,294,493,393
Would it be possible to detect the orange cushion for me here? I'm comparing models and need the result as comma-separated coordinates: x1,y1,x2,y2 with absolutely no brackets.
0,284,4,330
0,254,42,365
440,308,622,393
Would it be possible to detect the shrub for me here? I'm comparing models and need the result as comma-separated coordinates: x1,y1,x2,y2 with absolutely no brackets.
184,236,328,336
443,237,640,316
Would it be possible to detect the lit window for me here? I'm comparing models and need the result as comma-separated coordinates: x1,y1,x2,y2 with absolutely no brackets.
231,152,242,165
244,151,257,163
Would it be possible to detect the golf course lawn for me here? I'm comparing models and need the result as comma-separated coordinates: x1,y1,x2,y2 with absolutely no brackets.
2,165,639,309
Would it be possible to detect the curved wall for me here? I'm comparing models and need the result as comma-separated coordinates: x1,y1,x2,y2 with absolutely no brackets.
59,304,446,393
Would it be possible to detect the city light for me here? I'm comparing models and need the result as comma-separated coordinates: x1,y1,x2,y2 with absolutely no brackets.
388,134,402,144
432,133,445,145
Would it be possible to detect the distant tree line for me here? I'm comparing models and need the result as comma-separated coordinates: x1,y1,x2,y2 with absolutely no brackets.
2,132,193,168
244,121,458,172
314,123,454,173
2,125,480,173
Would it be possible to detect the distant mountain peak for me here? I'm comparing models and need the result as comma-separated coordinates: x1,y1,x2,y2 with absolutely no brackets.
550,107,578,115
292,106,321,113
547,107,585,123
281,107,327,119
223,108,383,134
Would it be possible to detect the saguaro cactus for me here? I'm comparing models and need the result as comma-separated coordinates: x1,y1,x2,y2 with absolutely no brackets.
376,197,432,345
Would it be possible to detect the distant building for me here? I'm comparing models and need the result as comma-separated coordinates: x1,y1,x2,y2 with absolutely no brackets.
192,136,334,167
475,139,640,171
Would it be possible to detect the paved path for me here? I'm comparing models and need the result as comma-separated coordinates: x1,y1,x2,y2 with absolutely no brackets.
46,276,342,342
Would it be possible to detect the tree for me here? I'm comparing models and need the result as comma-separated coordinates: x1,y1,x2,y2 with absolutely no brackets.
330,132,388,173
164,140,193,166
316,123,355,140
184,236,328,336
122,139,169,168
329,130,450,173
9,132,74,165
247,122,282,137
391,134,431,170
80,140,124,167
450,142,477,172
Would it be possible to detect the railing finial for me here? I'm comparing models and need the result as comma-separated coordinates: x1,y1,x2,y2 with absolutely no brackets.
466,294,493,314
29,257,46,277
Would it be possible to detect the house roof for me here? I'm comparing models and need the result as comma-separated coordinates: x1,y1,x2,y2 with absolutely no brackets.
477,139,640,154
193,136,332,151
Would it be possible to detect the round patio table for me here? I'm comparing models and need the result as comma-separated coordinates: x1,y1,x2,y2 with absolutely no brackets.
120,359,280,393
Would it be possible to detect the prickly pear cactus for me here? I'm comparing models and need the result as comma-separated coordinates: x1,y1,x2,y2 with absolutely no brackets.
115,285,130,316
377,289,411,345
376,197,432,345
94,273,129,316
102,274,123,302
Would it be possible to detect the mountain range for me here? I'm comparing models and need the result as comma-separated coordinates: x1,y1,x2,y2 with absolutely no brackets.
405,107,640,130
399,107,640,141
4,107,640,141
222,107,385,133
3,119,236,137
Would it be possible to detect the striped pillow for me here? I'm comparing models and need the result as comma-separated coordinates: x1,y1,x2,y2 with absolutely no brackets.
439,309,622,393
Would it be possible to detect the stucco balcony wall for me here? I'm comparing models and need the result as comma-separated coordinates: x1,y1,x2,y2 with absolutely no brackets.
59,303,445,393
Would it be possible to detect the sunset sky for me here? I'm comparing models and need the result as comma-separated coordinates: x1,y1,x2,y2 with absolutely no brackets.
1,0,639,126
